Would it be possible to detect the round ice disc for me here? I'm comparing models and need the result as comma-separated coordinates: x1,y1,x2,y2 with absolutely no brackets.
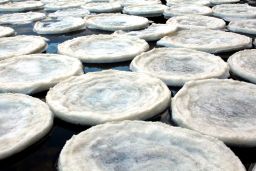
228,19,256,35
46,70,171,125
81,2,122,13
166,0,210,6
164,4,212,18
58,34,149,63
85,13,149,31
0,54,83,94
212,4,256,21
0,12,45,25
130,48,229,86
44,1,85,11
58,120,245,171
0,35,47,60
33,17,86,35
0,93,53,159
210,0,240,5
157,29,252,54
48,7,90,18
0,1,43,12
0,26,15,38
228,49,256,84
166,15,226,30
120,0,161,6
172,79,256,146
122,4,167,17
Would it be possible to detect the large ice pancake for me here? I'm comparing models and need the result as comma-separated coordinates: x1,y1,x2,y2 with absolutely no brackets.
48,7,90,18
58,34,149,63
166,0,210,6
212,4,256,21
117,23,177,41
46,70,171,125
0,35,47,60
122,4,167,17
130,48,229,86
44,1,85,11
172,79,256,146
0,1,43,12
0,54,83,94
157,29,252,54
33,17,86,35
58,120,245,171
0,26,15,38
0,12,45,25
81,2,122,13
85,13,149,31
163,4,212,18
119,0,161,6
210,0,240,5
0,93,53,160
228,20,256,35
228,49,256,84
166,15,226,30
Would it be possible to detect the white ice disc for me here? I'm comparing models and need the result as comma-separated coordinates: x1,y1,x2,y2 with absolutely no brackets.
166,0,210,6
157,29,252,54
58,120,245,171
0,0,9,4
0,1,43,12
117,23,177,41
48,7,90,18
172,79,256,146
228,49,256,84
0,93,53,159
0,12,45,25
33,17,86,35
0,26,15,38
163,4,212,18
0,35,47,60
81,2,122,13
0,54,83,94
228,19,256,35
46,70,171,125
44,1,85,11
58,34,149,63
119,0,161,6
212,4,256,21
130,48,229,86
210,0,240,5
166,15,226,30
85,13,149,31
122,4,167,17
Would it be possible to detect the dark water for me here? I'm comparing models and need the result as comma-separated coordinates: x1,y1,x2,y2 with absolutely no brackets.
0,1,256,170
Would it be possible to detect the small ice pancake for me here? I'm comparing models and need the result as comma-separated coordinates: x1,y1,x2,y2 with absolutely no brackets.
81,2,121,13
120,0,161,6
0,54,83,94
172,79,256,146
33,17,86,35
0,35,47,60
0,1,43,12
228,49,256,84
48,7,90,18
0,26,15,38
58,34,149,63
46,70,171,125
0,93,53,160
163,4,212,18
118,23,177,41
228,20,256,35
85,13,149,31
130,48,229,86
212,4,256,21
44,1,85,11
123,4,167,17
157,30,252,54
0,0,9,4
0,12,45,24
210,0,240,5
166,15,226,30
58,120,246,171
166,0,210,6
